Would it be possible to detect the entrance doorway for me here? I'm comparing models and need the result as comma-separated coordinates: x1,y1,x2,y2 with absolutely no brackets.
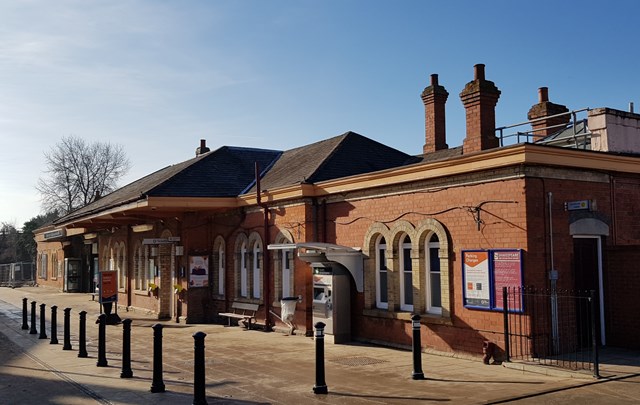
573,236,605,345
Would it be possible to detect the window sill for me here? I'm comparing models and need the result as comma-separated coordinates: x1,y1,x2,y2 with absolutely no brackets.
363,308,452,325
133,290,149,296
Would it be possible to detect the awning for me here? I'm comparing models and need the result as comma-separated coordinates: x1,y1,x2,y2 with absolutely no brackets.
267,242,364,292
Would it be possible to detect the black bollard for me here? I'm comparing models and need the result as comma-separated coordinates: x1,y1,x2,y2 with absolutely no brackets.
411,314,425,380
193,331,208,405
312,321,328,395
22,298,29,330
96,314,108,366
29,301,37,335
150,323,165,393
39,303,48,339
78,311,88,358
50,306,59,344
120,319,133,378
63,308,72,350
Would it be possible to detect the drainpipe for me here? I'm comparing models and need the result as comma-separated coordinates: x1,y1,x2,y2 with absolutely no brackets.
256,163,272,332
548,192,559,353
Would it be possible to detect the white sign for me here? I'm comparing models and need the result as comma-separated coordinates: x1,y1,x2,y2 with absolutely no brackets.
143,237,180,245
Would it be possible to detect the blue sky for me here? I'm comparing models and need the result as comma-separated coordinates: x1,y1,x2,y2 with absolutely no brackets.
2,0,639,228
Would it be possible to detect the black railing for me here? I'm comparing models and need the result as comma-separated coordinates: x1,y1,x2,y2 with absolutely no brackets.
502,286,600,378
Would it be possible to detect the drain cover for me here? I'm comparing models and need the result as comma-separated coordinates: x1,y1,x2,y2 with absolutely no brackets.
329,356,388,366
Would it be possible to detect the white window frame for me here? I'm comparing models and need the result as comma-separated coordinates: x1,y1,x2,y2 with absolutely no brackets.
426,235,442,315
40,253,48,280
240,242,248,297
218,244,225,296
281,249,293,298
252,242,262,299
375,236,388,309
399,234,414,312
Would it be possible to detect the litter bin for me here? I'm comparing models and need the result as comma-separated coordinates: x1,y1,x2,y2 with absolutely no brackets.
280,297,298,334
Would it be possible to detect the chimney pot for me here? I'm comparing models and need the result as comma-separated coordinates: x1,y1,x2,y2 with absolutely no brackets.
474,64,485,81
460,64,501,154
527,87,569,137
421,73,449,154
538,87,549,103
196,139,211,156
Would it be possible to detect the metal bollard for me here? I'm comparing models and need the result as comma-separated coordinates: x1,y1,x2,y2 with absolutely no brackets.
193,331,208,405
50,305,59,344
39,303,48,339
22,298,29,330
312,321,328,395
78,311,88,358
29,301,37,335
63,308,72,350
150,324,165,393
96,314,108,366
411,314,425,380
120,319,133,378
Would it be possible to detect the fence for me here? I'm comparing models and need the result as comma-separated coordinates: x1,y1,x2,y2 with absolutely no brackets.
0,262,36,287
502,286,599,378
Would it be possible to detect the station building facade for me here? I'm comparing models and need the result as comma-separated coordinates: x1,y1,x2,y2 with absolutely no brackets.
35,64,640,356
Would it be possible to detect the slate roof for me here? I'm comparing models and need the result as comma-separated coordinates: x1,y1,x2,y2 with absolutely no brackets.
55,132,416,225
55,146,281,224
251,131,417,192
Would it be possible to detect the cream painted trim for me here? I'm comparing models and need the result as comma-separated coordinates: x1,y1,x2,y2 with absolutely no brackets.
48,144,640,229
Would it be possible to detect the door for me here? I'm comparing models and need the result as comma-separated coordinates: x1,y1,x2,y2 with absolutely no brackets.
573,236,605,345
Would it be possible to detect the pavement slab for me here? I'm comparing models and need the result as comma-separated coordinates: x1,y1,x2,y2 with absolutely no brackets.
1,286,639,404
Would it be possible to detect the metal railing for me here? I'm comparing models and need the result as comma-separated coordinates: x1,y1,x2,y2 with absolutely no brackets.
502,286,599,378
0,262,36,287
496,108,591,148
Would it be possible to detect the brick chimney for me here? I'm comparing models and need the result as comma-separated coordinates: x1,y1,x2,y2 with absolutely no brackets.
421,73,449,154
460,64,501,154
195,139,210,156
527,87,570,138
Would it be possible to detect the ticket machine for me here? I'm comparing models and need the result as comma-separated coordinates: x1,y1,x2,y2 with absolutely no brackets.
311,262,351,343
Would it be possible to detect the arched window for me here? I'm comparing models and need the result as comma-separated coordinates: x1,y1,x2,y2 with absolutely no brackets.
426,233,442,314
240,241,248,297
218,243,225,296
117,242,126,291
375,235,388,309
252,240,262,299
399,234,413,312
133,243,144,291
281,248,293,298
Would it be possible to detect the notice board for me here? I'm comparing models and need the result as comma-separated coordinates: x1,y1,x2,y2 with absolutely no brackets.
462,249,523,312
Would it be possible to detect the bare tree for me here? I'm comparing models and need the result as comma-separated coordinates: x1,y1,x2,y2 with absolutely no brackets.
37,136,131,215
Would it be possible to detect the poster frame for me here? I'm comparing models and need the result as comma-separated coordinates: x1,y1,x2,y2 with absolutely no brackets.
462,248,524,312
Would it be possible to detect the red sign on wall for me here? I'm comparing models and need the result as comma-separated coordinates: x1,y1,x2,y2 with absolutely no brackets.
492,250,523,311
100,271,118,304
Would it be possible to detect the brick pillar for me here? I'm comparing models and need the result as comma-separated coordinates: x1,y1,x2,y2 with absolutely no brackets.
460,64,501,154
421,74,449,154
527,87,570,138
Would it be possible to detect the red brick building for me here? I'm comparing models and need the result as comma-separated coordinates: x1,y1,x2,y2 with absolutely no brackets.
36,64,640,357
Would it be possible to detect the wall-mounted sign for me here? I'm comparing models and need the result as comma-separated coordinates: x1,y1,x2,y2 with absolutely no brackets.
462,251,490,309
565,200,591,211
463,249,523,312
492,250,523,311
143,237,181,245
99,271,118,304
189,255,209,287
44,229,65,240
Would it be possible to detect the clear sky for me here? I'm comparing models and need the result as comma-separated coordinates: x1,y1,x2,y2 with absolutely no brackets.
2,0,638,229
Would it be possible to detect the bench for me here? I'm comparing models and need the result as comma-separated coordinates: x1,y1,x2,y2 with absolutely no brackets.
218,302,259,330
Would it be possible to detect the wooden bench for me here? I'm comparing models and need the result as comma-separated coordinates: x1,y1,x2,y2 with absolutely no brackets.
218,302,259,330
